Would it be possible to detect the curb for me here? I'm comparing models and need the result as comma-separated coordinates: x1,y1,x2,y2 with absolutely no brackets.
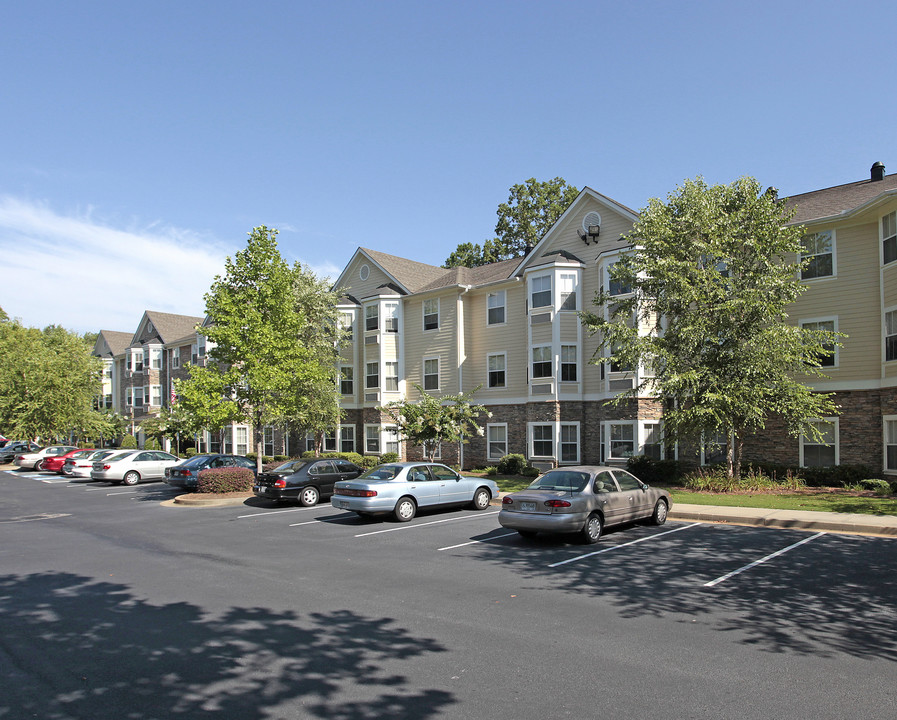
669,506,897,538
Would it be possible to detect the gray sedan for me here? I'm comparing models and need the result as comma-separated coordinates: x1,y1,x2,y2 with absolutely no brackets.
90,450,181,485
332,462,499,522
498,465,671,543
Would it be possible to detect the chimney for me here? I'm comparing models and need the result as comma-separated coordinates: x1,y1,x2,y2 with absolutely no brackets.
871,161,885,182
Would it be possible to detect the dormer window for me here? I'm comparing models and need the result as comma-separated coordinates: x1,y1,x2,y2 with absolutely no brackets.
423,299,439,331
384,302,399,332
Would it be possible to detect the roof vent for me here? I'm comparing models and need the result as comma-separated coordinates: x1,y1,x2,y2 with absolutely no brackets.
871,161,885,182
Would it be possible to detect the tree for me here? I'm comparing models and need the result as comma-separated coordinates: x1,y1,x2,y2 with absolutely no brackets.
379,386,489,462
581,176,840,478
174,226,341,473
444,177,579,267
0,318,103,441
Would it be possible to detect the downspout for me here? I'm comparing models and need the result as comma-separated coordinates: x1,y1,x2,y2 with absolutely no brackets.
457,285,472,469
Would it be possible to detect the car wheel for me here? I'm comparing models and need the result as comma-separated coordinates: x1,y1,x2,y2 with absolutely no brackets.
470,487,491,511
650,499,668,525
122,471,141,486
517,529,538,539
580,513,602,544
299,486,320,507
394,496,416,522
35,459,47,471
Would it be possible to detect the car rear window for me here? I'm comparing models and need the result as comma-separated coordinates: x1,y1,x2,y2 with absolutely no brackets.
527,470,590,492
360,465,401,480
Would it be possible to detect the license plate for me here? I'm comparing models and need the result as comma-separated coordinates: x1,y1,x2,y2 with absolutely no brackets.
338,501,350,509
521,502,536,511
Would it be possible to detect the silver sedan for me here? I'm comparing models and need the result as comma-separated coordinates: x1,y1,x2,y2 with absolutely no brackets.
90,450,181,485
498,465,672,543
332,462,499,522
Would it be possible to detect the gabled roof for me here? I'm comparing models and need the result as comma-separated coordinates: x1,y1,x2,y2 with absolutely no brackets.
415,257,520,293
786,171,897,225
93,330,132,358
130,311,204,347
331,248,448,295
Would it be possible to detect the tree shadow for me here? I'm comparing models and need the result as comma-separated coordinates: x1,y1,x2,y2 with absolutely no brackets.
0,572,454,719
466,522,897,660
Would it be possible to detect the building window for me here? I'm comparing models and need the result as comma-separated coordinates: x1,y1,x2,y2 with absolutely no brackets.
365,425,380,454
171,349,180,369
264,426,275,457
559,273,577,311
150,385,162,407
643,422,662,461
340,366,354,395
130,350,144,373
608,423,634,459
487,291,506,325
384,361,399,392
532,346,552,379
423,358,439,391
323,430,337,453
125,388,133,407
887,309,897,362
487,353,506,388
422,440,441,459
384,302,399,332
104,393,112,409
801,319,837,367
560,424,579,463
801,419,838,467
339,311,354,341
607,261,632,296
560,345,577,382
530,274,552,308
235,426,249,455
423,299,439,331
150,347,162,370
487,424,507,460
531,424,553,457
305,434,316,453
366,362,379,389
883,212,897,265
702,429,727,465
365,304,379,332
384,426,400,455
801,230,834,280
340,426,355,453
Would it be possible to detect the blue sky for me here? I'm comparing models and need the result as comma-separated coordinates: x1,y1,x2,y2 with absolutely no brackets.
2,0,893,334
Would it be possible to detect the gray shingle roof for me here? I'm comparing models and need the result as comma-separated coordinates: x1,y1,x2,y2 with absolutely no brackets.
786,172,897,225
95,330,132,358
140,311,204,345
359,248,448,293
415,257,520,293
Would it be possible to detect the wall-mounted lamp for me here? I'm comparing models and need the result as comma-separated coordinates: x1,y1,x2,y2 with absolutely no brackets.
579,224,601,245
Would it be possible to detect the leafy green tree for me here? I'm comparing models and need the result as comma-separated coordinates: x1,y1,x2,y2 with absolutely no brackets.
581,176,840,478
174,226,341,473
379,386,489,461
444,177,579,267
0,319,103,441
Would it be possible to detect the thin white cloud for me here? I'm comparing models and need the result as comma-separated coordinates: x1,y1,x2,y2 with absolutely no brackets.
0,197,230,334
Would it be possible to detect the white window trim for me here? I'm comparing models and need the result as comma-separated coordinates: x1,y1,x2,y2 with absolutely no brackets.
421,439,442,459
881,211,897,266
423,297,440,332
340,364,354,395
529,273,553,310
885,305,897,363
364,424,381,455
383,301,399,333
528,422,555,459
486,290,507,327
559,422,581,464
606,420,636,461
384,361,399,392
558,272,579,312
339,425,355,453
800,229,837,281
423,355,440,392
365,361,379,390
883,415,897,475
531,344,553,380
560,344,578,383
799,418,840,468
700,429,729,466
364,303,379,332
486,351,507,389
800,316,839,368
486,423,508,461
149,384,162,407
640,420,664,461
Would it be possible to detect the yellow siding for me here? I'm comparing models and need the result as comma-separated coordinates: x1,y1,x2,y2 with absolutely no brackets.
464,283,527,398
338,255,396,300
403,290,459,397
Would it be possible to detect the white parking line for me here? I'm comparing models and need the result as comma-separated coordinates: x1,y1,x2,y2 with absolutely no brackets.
237,506,317,519
703,531,826,587
354,511,500,537
548,523,703,568
438,531,518,551
41,479,72,484
106,490,138,495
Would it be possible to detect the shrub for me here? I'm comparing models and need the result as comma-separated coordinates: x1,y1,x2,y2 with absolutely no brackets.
185,448,197,457
627,456,687,485
497,454,528,475
521,466,540,478
484,466,498,476
683,465,805,493
379,452,400,464
197,467,255,494
301,450,317,459
362,455,380,469
144,437,161,450
120,434,137,449
799,464,875,488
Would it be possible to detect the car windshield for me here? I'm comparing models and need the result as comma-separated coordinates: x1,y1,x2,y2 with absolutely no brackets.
526,470,591,492
360,465,401,480
105,452,136,462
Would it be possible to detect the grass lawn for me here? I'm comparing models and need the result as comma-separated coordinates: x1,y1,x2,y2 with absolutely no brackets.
486,473,897,516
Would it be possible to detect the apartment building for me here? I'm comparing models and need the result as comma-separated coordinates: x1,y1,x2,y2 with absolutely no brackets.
333,164,897,475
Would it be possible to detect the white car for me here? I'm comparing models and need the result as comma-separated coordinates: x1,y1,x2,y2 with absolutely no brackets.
90,450,181,485
65,450,119,478
14,445,77,471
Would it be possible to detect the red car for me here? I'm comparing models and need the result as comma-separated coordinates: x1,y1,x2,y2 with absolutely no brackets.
43,448,96,474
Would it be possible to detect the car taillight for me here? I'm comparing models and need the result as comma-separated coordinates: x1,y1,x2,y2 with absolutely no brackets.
274,479,286,488
103,464,112,470
545,499,572,508
334,488,377,497
502,496,514,504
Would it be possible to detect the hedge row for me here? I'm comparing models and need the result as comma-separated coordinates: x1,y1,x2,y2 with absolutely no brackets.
196,467,255,493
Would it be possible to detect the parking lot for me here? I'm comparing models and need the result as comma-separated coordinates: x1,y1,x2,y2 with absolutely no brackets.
3,467,897,719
